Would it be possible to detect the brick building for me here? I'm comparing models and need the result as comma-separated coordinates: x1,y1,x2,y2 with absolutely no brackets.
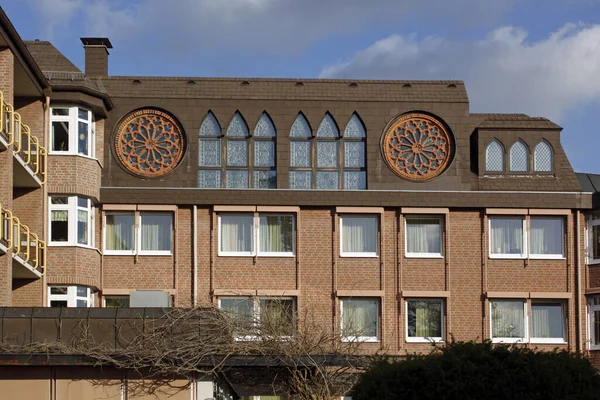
0,5,598,399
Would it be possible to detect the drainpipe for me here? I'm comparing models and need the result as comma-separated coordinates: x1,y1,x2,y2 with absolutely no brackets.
576,210,582,352
42,95,50,307
193,205,198,307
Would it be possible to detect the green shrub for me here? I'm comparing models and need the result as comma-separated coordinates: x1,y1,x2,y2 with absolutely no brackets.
352,340,600,400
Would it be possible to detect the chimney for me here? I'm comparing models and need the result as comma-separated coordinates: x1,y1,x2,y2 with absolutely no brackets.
80,37,113,77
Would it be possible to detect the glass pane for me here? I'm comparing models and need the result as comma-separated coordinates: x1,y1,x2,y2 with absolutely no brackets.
199,112,221,137
530,217,563,256
198,170,222,188
199,139,221,166
531,302,564,339
78,108,89,120
254,141,275,167
260,299,294,336
52,108,69,116
259,215,293,253
289,171,312,190
50,287,68,295
78,121,89,155
490,218,523,255
77,299,88,307
254,113,276,137
344,114,366,138
344,171,366,190
342,299,378,338
226,112,249,137
491,300,525,338
253,171,276,189
407,299,443,338
220,298,254,335
594,225,600,260
52,121,69,151
509,141,528,172
77,197,88,208
105,213,135,251
77,209,88,245
51,197,68,205
76,286,87,297
345,141,365,168
141,213,172,251
317,114,339,138
317,141,338,168
486,140,504,172
227,140,248,166
534,141,552,172
290,141,311,167
595,311,600,346
220,214,253,252
290,114,311,138
105,297,130,307
316,171,339,189
51,210,69,242
406,218,441,254
342,215,377,253
226,170,249,188
50,301,68,307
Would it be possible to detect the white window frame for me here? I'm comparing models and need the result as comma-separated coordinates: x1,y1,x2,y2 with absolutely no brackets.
218,296,296,341
48,285,93,307
588,213,600,265
339,214,378,258
490,299,528,344
404,216,444,258
48,196,94,248
49,106,95,158
340,297,380,343
488,216,527,259
529,300,566,344
103,211,173,256
528,216,565,260
589,297,600,350
405,298,444,343
217,213,295,257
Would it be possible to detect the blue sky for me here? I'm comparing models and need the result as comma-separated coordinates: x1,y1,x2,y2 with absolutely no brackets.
3,0,600,173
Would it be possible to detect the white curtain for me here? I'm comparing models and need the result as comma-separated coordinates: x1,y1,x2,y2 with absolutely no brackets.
342,299,378,338
77,209,88,245
491,301,524,338
530,218,563,255
51,210,69,242
490,218,523,255
408,300,442,338
406,219,441,254
141,213,172,251
342,216,377,253
531,302,564,339
259,215,293,253
105,213,134,251
221,215,253,252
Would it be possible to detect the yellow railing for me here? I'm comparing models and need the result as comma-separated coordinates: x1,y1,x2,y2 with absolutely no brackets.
0,203,46,276
0,91,47,184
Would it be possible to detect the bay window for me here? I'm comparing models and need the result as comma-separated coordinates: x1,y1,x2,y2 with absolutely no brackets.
340,214,378,257
49,196,94,247
405,216,443,258
104,210,173,255
218,213,294,257
50,106,94,157
588,212,600,264
49,286,93,307
406,299,444,342
340,298,379,342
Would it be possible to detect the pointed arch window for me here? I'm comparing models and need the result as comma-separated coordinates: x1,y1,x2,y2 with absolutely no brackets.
289,113,313,189
534,140,553,172
343,113,367,189
198,111,222,188
316,113,340,189
485,140,505,172
253,112,277,188
225,112,250,188
509,140,529,172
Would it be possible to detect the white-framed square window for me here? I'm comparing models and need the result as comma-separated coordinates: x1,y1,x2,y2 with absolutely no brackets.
49,196,94,247
340,214,378,257
50,106,95,157
405,216,443,258
406,298,444,343
48,285,93,307
529,217,564,259
218,213,295,257
104,211,173,256
589,297,600,350
489,217,526,259
588,212,600,265
530,300,566,344
340,297,379,342
490,299,527,343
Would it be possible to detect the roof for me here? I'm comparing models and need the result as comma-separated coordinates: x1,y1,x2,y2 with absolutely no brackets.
474,113,562,130
98,77,470,103
23,40,80,72
576,173,600,193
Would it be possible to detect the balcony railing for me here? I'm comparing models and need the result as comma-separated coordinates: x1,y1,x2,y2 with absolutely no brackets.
0,91,47,185
0,203,46,276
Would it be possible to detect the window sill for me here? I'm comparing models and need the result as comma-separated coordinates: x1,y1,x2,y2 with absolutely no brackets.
256,253,295,258
489,254,526,260
405,254,444,259
341,337,379,343
103,251,173,257
49,243,98,252
406,337,444,343
589,260,600,265
530,339,567,345
491,338,526,344
218,252,255,257
529,255,566,260
339,253,378,258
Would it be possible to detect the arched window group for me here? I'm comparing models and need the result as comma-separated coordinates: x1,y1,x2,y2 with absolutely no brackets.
289,112,366,190
485,139,552,173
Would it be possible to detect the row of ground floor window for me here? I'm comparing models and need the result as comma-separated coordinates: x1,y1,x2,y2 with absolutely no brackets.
49,285,585,345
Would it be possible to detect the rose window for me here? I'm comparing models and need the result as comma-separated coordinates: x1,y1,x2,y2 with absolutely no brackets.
115,109,186,178
382,113,453,181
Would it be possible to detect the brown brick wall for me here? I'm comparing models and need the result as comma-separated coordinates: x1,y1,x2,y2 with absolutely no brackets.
47,155,102,201
12,278,43,306
46,247,101,289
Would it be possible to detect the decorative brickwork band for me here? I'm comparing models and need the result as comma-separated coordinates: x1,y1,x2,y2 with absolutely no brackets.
115,108,186,178
382,113,454,182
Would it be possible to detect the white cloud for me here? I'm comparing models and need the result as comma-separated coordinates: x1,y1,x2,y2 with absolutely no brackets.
30,0,82,39
320,23,600,122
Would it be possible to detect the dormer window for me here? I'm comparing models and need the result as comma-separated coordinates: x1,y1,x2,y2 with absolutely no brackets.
50,106,95,157
509,140,528,172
